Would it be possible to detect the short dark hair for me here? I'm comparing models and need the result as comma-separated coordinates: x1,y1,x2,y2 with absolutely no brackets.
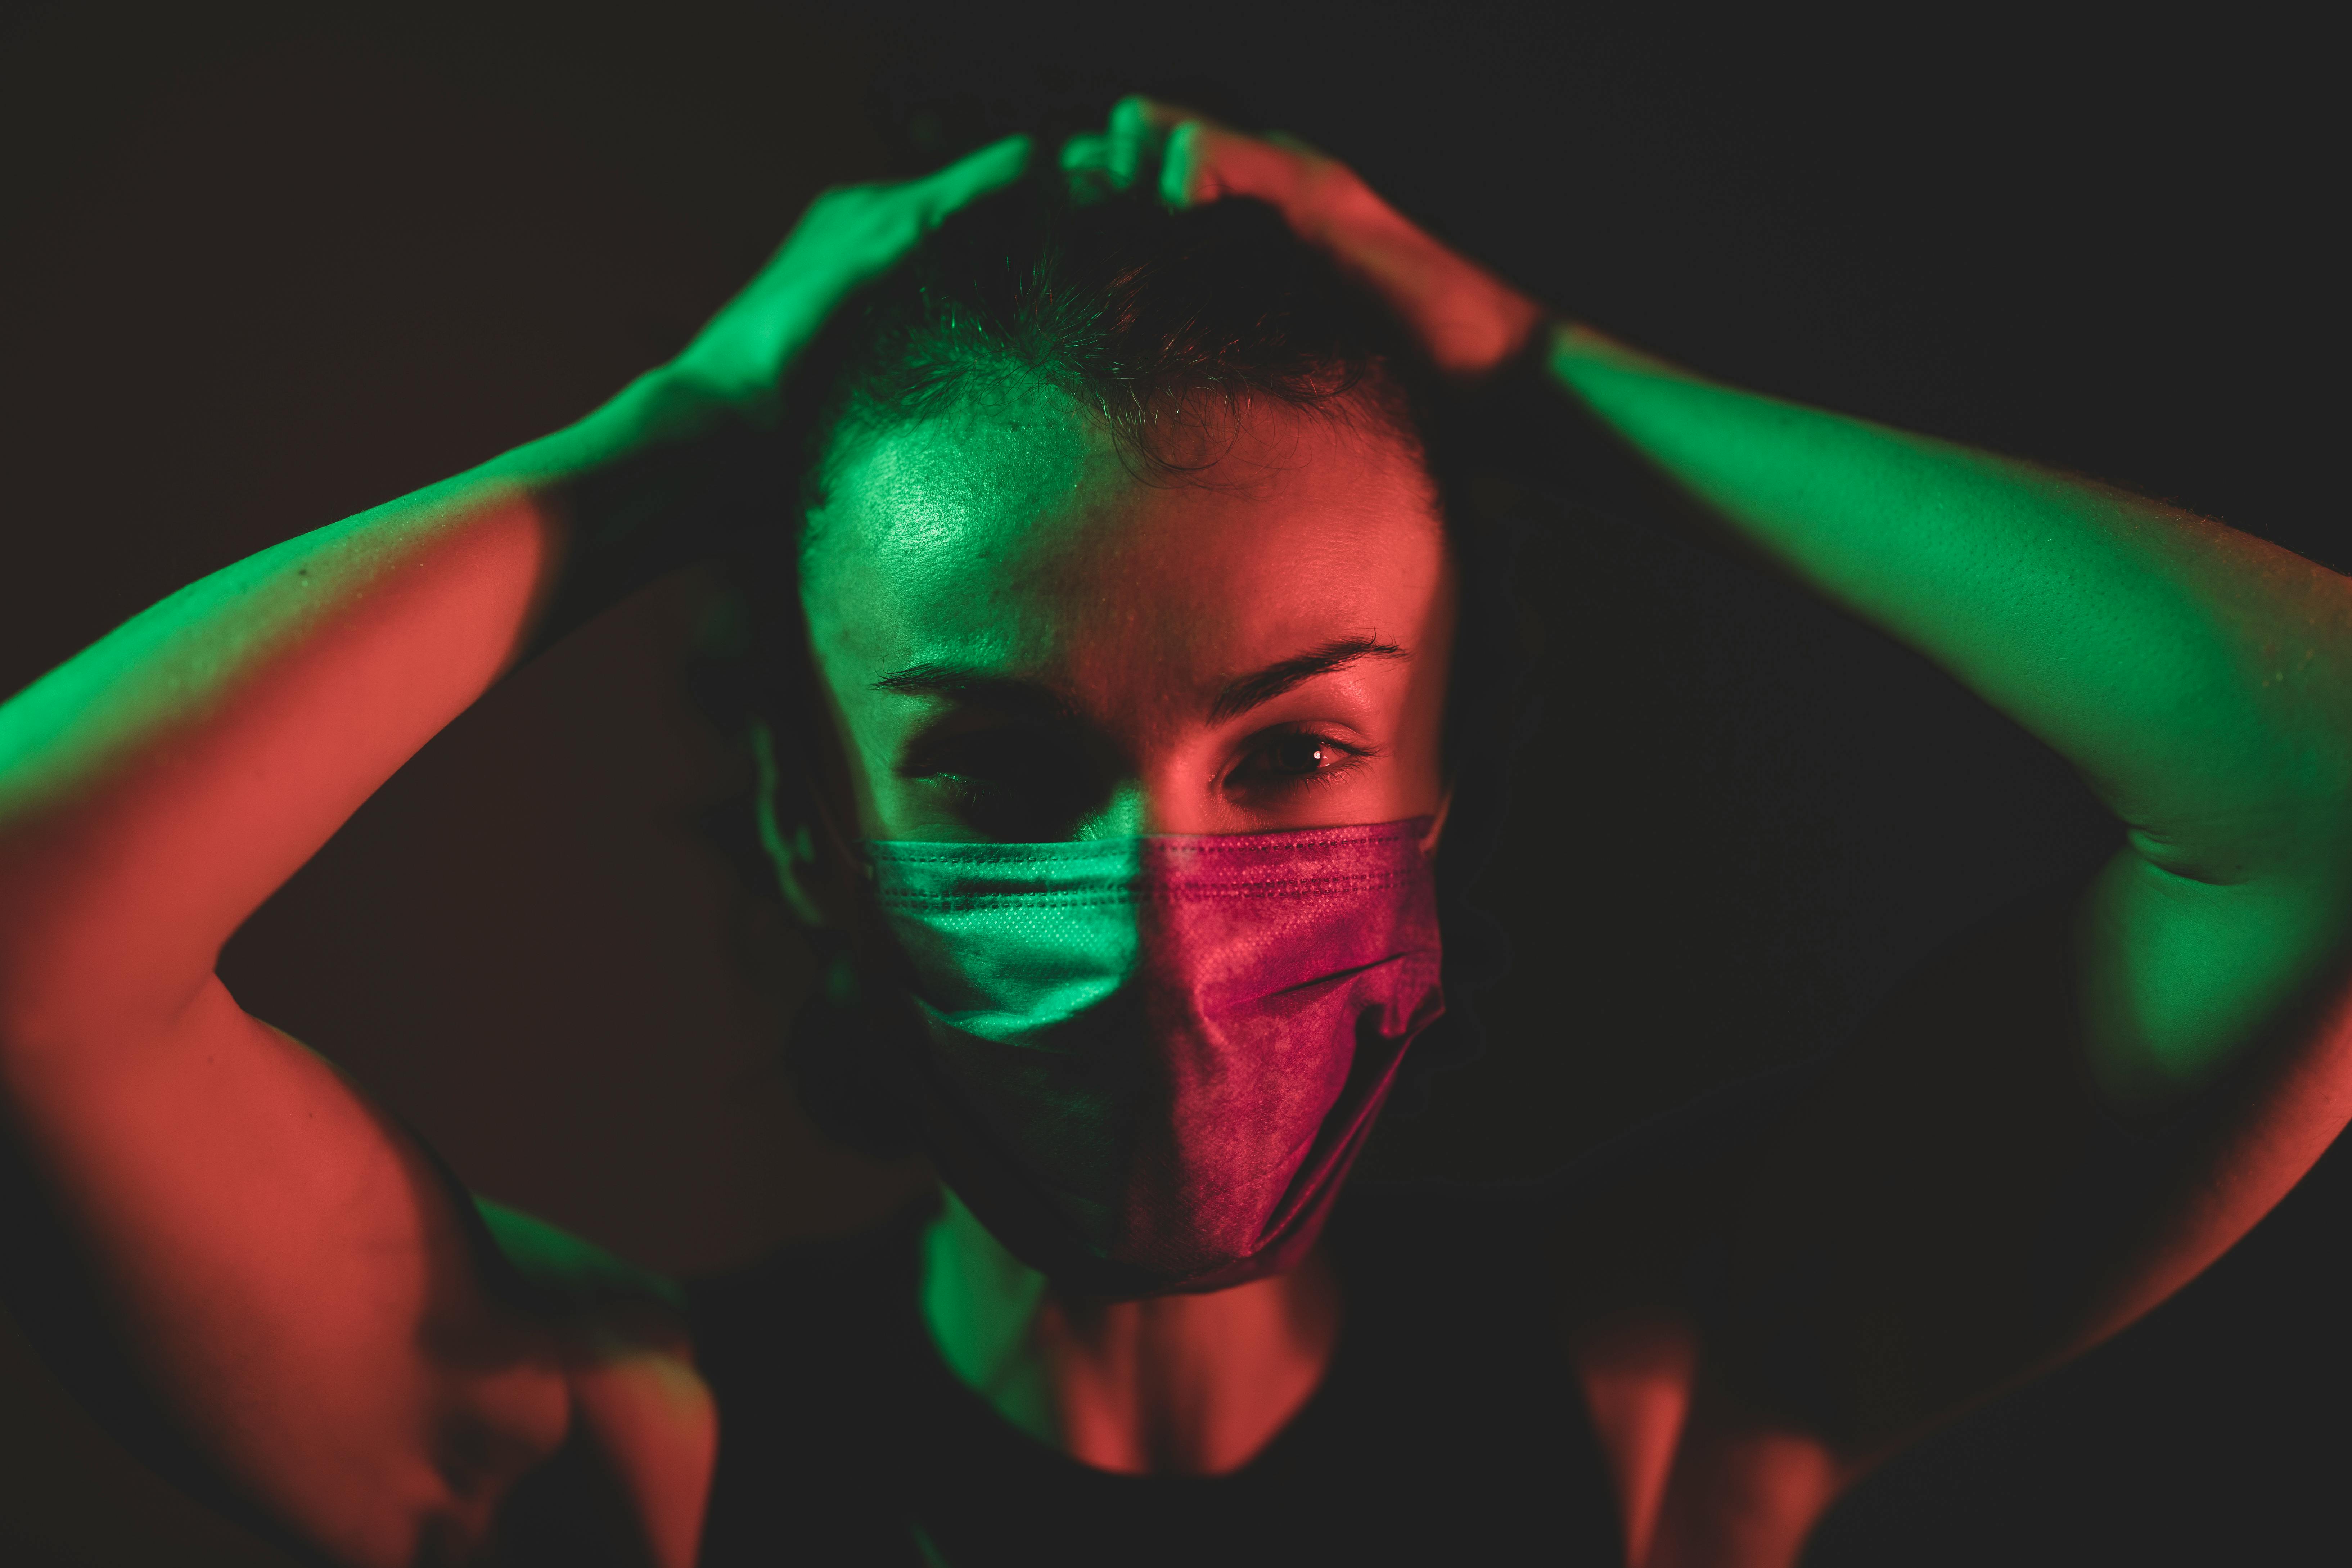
703,166,1535,1155
794,170,1430,549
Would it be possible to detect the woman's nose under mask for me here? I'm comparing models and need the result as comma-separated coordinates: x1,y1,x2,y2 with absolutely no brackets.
866,817,1444,1297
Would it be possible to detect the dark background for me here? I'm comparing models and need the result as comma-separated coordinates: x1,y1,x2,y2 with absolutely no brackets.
0,2,2342,1563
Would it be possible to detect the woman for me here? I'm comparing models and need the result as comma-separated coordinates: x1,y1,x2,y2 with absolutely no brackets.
0,96,2347,1567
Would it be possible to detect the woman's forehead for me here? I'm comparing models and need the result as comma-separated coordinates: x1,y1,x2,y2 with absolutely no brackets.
801,383,1447,682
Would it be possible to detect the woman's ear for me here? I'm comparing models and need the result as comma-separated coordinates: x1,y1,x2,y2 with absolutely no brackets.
1418,788,1454,856
748,718,837,931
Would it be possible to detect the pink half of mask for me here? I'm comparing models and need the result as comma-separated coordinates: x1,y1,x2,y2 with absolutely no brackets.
866,817,1445,1297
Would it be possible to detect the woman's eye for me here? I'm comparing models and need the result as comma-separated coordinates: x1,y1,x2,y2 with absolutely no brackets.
1265,733,1334,775
1232,729,1372,791
905,725,1112,839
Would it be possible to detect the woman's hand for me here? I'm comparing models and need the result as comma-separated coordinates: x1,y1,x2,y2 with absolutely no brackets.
664,133,1034,422
1063,97,1541,379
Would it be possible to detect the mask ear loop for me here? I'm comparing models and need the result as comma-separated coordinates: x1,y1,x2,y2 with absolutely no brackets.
1418,789,1454,856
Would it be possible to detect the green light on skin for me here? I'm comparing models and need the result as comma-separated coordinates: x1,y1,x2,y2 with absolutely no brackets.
2076,850,2352,1103
473,1195,687,1315
1543,320,2352,1107
921,1186,1057,1447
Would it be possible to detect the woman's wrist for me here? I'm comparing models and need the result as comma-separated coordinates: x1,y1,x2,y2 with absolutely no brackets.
1337,197,1544,380
490,363,747,487
489,364,787,653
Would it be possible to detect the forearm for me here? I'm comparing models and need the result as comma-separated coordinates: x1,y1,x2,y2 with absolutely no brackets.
1542,321,2352,884
0,366,733,1047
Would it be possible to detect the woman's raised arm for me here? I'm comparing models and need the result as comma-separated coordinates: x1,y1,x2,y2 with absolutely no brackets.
1531,319,2352,1565
1095,96,2352,1564
0,136,1030,1566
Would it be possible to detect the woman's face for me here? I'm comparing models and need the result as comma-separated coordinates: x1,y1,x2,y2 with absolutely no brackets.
800,379,1455,844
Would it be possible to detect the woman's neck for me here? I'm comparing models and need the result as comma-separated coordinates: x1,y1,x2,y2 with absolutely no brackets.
918,1188,1342,1475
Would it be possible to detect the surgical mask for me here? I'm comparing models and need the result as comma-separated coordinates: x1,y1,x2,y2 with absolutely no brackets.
865,816,1444,1298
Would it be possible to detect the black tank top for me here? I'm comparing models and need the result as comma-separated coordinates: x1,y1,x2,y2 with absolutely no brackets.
473,1060,1826,1564
668,1058,1839,1567
684,1177,1624,1567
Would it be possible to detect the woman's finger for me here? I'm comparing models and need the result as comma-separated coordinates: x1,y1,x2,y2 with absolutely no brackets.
1107,94,1240,191
1107,95,1165,189
1060,131,1123,204
1060,132,1114,174
1159,118,1307,212
1158,120,1207,207
1118,94,1221,136
907,133,1034,226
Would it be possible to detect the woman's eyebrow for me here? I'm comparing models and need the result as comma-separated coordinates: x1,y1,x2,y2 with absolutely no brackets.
873,638,1405,725
871,663,1079,724
1210,637,1406,724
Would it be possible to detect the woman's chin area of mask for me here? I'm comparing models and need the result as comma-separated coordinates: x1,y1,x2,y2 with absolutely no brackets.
798,378,1457,847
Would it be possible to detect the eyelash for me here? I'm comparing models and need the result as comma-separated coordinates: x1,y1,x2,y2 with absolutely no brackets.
1227,727,1378,793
